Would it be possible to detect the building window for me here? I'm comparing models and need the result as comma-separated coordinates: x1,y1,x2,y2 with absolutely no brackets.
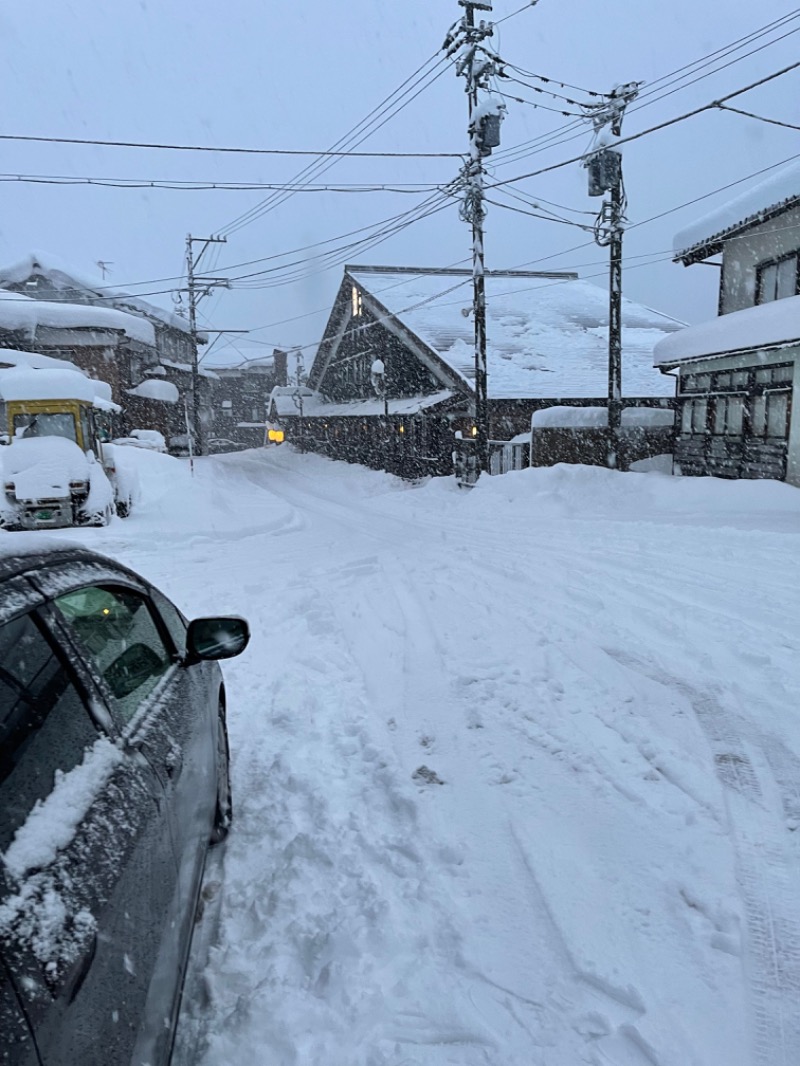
351,286,363,318
221,399,233,416
681,398,707,434
712,395,745,436
756,252,799,304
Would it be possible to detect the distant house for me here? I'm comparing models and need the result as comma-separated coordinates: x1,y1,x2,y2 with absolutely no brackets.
0,290,156,411
656,161,800,485
203,347,286,450
0,252,215,449
270,264,682,477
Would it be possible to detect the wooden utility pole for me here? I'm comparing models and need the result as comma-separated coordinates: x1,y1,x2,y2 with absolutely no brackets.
444,0,505,479
185,233,228,455
582,82,640,468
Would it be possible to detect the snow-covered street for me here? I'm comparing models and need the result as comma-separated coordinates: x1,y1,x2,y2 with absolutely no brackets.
28,447,800,1066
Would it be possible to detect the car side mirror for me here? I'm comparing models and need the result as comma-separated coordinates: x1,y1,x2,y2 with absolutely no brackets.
185,616,250,664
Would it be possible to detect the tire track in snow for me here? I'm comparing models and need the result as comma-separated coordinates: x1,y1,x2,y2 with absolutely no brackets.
606,652,800,1066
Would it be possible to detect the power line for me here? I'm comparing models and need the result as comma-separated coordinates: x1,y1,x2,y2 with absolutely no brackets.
0,131,462,158
0,173,445,193
715,104,800,131
490,11,800,169
491,59,800,191
217,54,456,238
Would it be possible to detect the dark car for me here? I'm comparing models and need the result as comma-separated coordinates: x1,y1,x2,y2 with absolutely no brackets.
0,545,250,1066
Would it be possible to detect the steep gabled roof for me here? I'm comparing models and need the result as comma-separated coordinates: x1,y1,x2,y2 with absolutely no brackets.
674,160,800,265
323,267,681,400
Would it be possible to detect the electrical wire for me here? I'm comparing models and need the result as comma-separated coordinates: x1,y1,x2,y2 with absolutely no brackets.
490,59,800,191
714,104,800,131
490,11,800,169
0,131,461,158
0,173,447,193
217,54,456,238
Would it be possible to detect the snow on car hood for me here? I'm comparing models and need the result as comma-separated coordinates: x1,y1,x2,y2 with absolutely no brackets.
4,436,90,501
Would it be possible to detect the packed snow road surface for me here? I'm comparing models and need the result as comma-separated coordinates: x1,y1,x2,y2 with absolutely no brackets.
13,445,800,1066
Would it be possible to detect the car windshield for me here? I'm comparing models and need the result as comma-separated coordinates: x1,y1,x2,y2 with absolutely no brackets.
13,412,78,443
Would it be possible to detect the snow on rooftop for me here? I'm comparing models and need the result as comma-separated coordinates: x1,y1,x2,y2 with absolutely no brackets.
160,359,219,379
674,159,800,257
0,366,99,403
654,295,800,367
349,270,681,399
127,379,180,404
0,347,85,375
0,251,197,338
0,291,156,347
201,347,276,370
301,389,454,419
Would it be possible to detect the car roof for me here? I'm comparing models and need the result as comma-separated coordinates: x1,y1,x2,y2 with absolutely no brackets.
0,542,138,585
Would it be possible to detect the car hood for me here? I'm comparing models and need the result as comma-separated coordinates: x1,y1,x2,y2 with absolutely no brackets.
4,437,90,501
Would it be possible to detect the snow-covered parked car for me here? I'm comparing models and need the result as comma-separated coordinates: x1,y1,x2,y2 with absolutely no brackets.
0,544,250,1066
112,428,167,453
1,435,115,528
0,365,134,529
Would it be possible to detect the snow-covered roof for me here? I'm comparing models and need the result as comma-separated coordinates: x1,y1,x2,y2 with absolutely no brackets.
0,289,156,347
160,359,219,380
302,389,454,419
347,269,682,399
127,379,180,404
0,347,86,375
0,251,199,338
0,367,100,403
654,295,800,367
674,160,800,261
201,347,276,371
269,386,315,418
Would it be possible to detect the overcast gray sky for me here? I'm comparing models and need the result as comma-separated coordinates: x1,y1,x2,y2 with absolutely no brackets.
2,1,798,365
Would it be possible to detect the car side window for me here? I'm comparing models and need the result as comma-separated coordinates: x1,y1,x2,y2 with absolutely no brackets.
53,586,173,726
149,588,189,660
0,611,99,851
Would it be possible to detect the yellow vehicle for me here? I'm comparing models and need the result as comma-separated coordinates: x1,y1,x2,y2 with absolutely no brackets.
0,367,134,530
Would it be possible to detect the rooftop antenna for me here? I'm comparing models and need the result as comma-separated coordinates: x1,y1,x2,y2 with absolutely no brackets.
96,260,114,279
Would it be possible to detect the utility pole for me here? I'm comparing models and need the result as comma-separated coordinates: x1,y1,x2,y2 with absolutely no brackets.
444,0,506,478
582,83,640,469
185,234,228,455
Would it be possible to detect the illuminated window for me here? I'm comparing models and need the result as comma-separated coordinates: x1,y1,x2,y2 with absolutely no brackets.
351,286,363,317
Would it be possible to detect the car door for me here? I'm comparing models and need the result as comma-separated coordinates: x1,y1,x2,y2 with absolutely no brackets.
0,595,174,1066
40,572,220,1061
